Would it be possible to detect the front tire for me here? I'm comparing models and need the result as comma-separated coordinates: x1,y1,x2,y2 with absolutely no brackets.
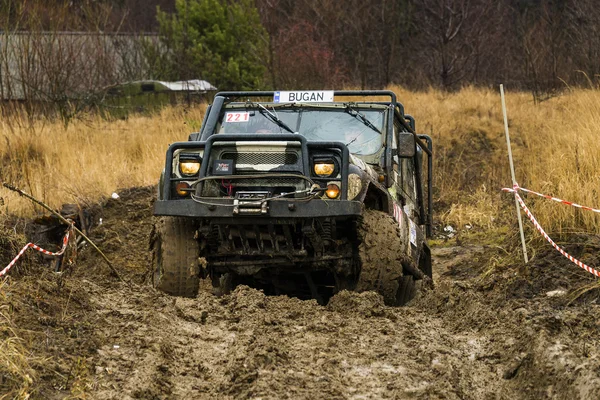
355,209,415,306
151,217,200,297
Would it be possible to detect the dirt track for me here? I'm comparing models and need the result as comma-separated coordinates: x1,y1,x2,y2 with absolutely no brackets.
4,186,600,399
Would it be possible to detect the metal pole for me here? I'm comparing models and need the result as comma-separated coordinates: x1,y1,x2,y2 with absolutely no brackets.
500,84,529,263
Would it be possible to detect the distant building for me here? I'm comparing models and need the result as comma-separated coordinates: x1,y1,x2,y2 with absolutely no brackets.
0,31,159,101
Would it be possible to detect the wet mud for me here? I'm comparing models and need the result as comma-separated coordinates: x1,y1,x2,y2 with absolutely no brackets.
3,187,600,399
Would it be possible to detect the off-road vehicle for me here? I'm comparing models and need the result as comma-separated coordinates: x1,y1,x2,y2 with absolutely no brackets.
152,90,433,305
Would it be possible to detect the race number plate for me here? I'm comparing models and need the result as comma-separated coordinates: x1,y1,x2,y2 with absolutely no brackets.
225,112,250,123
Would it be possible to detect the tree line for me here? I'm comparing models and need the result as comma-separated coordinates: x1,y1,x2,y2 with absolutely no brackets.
1,0,600,111
256,0,600,99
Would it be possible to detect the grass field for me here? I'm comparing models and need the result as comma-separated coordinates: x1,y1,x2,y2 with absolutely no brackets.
1,87,599,236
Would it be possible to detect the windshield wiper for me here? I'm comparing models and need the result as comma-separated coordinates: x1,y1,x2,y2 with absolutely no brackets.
344,104,382,135
257,103,295,133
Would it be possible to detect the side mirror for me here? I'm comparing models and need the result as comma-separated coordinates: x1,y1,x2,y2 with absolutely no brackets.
397,132,415,158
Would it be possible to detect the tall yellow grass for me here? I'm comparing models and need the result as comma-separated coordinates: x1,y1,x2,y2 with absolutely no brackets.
1,106,206,215
1,88,599,235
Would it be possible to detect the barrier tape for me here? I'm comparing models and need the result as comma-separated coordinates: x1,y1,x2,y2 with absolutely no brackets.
504,184,600,214
503,184,600,278
1,224,73,278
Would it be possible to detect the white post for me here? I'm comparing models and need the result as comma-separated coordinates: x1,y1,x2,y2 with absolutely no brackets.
500,84,529,263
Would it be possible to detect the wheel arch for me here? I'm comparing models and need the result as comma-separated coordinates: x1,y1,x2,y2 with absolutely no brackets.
361,182,391,212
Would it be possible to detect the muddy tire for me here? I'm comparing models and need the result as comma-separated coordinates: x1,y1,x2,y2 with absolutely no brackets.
151,216,200,297
355,209,413,306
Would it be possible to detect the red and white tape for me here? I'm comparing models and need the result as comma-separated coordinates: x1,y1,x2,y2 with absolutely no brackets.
503,184,600,278
1,226,73,277
504,184,600,214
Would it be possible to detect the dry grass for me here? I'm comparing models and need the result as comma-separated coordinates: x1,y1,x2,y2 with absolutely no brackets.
0,279,35,399
0,222,35,399
0,105,206,216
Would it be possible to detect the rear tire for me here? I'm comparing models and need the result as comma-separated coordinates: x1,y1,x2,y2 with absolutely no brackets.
151,217,200,297
355,209,414,306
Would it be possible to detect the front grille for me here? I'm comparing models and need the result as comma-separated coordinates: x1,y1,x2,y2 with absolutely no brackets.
202,148,305,196
222,152,298,165
233,177,305,186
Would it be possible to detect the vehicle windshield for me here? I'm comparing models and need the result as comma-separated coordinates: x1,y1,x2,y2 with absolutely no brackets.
217,107,386,155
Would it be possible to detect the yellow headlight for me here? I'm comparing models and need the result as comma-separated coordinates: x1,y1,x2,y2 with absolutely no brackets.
179,161,201,176
314,162,335,177
325,183,340,199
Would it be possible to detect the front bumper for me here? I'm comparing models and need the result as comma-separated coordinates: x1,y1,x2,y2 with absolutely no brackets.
154,198,363,219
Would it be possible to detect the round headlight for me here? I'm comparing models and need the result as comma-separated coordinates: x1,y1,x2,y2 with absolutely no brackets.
314,162,335,177
325,183,340,199
179,161,201,176
347,173,362,200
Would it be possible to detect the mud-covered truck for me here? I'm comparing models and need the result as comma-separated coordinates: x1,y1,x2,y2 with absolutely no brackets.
152,90,433,305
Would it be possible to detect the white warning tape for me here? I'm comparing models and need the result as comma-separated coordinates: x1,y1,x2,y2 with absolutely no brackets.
503,184,600,277
1,225,73,277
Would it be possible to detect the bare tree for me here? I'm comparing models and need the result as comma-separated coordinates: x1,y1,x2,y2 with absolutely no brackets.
415,0,493,88
0,0,159,125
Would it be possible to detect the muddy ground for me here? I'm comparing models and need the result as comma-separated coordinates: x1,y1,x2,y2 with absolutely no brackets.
2,186,600,399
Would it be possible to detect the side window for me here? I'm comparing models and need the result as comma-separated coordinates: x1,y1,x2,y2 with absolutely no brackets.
401,158,417,202
392,122,399,170
392,119,399,152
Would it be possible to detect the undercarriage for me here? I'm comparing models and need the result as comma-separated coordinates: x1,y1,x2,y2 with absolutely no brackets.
200,217,358,303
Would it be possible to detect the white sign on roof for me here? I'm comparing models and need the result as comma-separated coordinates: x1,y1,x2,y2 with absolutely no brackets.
274,91,334,103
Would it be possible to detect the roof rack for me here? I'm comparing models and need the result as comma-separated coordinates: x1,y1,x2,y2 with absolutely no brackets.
214,90,402,115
